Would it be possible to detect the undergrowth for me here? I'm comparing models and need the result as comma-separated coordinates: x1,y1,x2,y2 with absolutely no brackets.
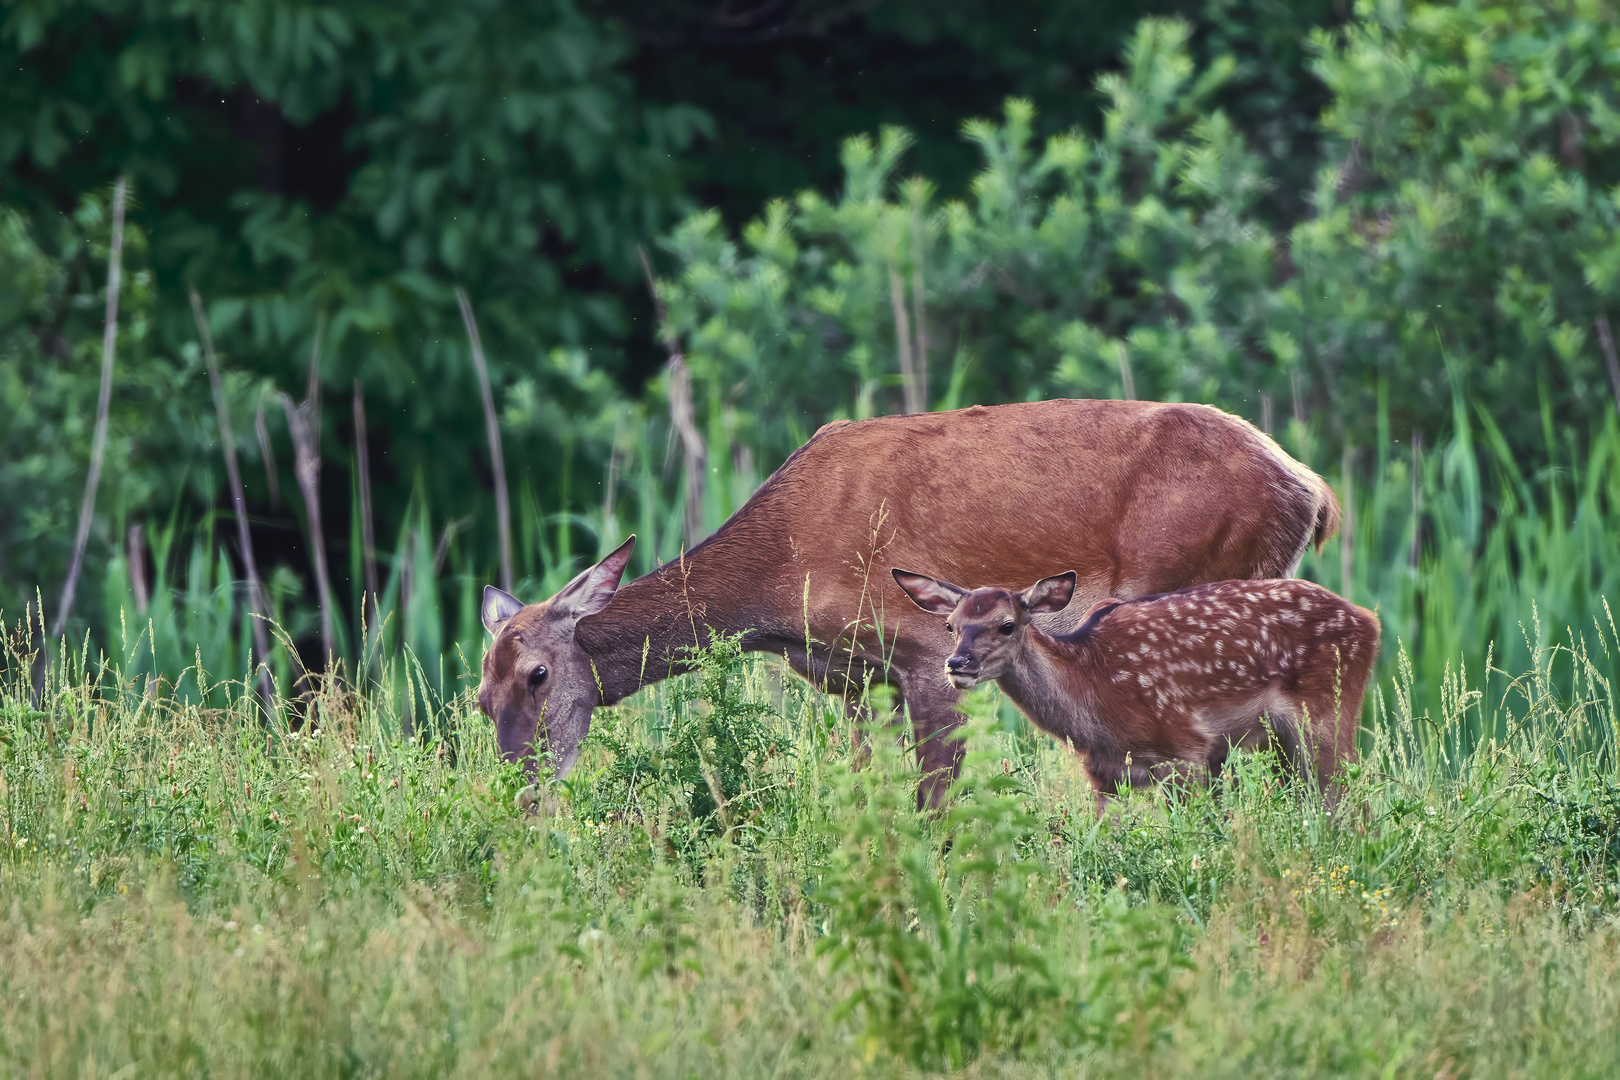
1,615,1619,1077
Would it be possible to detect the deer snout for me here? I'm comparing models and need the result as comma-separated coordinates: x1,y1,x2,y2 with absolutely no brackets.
945,652,980,689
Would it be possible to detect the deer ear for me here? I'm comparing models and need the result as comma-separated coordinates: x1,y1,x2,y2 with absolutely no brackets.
892,569,967,614
1022,571,1076,614
554,535,636,620
482,585,525,635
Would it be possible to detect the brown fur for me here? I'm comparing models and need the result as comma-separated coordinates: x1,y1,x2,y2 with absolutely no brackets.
894,570,1379,812
477,398,1341,806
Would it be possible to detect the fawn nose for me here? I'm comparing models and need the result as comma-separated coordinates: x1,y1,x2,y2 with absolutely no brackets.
946,653,973,672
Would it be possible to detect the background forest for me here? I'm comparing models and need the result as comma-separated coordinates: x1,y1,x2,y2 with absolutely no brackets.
4,0,1620,721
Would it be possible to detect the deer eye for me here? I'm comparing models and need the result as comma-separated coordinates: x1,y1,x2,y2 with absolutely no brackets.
527,665,549,689
944,622,953,634
999,622,1016,635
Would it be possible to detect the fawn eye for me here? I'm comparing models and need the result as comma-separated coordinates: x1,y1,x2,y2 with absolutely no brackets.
944,621,953,634
527,665,549,689
999,622,1016,635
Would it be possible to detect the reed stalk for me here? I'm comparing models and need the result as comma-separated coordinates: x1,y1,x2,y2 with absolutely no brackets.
888,261,922,414
278,318,336,666
190,286,276,710
49,176,128,641
454,287,512,592
641,247,706,546
353,379,380,645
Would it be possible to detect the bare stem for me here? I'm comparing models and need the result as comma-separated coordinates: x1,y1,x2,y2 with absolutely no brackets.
910,202,929,410
50,175,128,642
888,262,922,414
190,286,277,710
352,379,380,642
125,524,149,615
255,393,280,508
1595,314,1620,416
280,317,336,666
1340,444,1356,601
640,246,706,546
454,287,512,592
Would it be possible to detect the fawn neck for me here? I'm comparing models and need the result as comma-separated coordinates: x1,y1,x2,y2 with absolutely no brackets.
993,629,1104,745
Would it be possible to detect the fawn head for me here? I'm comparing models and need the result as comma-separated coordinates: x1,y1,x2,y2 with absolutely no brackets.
477,537,636,778
892,568,1076,689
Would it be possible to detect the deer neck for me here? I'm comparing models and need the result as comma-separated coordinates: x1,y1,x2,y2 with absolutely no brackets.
573,531,787,704
995,634,1101,746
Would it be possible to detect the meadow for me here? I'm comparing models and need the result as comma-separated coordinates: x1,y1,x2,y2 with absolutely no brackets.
3,404,1620,1077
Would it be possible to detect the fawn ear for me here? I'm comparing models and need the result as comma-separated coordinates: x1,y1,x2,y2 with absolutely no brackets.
1022,572,1076,615
892,569,967,614
482,586,525,635
554,535,636,620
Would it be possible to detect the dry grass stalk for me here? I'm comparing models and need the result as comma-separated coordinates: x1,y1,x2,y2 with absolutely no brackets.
50,175,129,641
1410,431,1423,570
888,261,923,414
34,176,130,702
254,394,280,508
1594,314,1620,415
125,523,148,615
190,286,277,709
454,287,512,593
640,246,706,546
1340,444,1356,601
910,202,930,411
278,318,337,666
352,379,380,643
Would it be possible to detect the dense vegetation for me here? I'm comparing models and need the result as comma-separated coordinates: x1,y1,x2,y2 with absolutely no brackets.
2,604,1618,1075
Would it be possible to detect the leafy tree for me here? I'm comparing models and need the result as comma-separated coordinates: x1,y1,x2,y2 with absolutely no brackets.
658,19,1288,462
660,2,1620,473
1297,0,1620,453
1,0,708,564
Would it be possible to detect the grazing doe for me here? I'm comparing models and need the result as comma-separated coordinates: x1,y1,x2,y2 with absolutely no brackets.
478,398,1340,808
891,569,1379,811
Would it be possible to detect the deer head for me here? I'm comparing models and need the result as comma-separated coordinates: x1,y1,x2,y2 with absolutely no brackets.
892,568,1076,689
477,537,636,777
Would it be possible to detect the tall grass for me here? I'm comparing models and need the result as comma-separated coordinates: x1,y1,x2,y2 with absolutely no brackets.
68,396,1620,763
1,582,1617,1075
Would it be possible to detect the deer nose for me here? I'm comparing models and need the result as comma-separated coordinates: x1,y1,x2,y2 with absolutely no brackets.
946,654,973,672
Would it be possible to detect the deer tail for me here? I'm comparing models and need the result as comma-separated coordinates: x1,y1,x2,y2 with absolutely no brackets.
1311,476,1342,553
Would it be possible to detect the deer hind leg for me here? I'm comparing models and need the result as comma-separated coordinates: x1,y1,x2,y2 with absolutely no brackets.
1147,757,1213,802
1082,748,1167,816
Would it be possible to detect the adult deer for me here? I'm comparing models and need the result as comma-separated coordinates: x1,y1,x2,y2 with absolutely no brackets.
891,570,1379,812
477,399,1339,807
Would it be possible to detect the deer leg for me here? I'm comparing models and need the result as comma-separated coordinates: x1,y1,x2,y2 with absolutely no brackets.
899,676,966,811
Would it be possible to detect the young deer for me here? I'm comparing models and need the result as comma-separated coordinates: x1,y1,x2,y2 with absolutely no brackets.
891,570,1379,812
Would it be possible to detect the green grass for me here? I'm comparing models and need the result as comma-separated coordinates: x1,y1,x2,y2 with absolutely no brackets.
2,603,1619,1077
6,396,1620,1074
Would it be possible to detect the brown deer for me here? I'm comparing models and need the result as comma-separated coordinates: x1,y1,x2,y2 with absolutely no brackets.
891,569,1379,810
477,398,1341,807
